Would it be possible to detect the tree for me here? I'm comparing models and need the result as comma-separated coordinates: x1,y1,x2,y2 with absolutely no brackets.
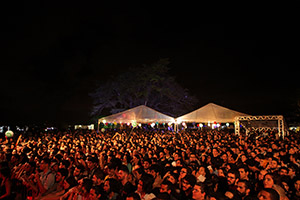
90,59,198,117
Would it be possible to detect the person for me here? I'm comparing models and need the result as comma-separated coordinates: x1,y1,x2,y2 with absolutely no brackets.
236,180,252,200
136,173,155,200
118,165,136,198
87,156,101,179
256,169,268,192
195,165,209,183
92,169,105,187
278,167,289,176
103,178,121,200
263,173,288,200
238,165,250,181
34,157,56,197
132,154,142,172
292,178,300,200
268,158,279,173
71,178,94,200
226,169,239,191
41,168,68,197
2,126,300,200
133,168,145,187
159,180,177,200
89,185,105,200
148,164,162,190
217,167,227,178
126,192,141,200
179,174,196,200
0,167,12,200
258,188,280,200
105,162,119,181
122,154,133,174
40,176,78,200
73,164,85,181
178,166,191,187
143,158,152,174
192,182,206,200
211,148,221,168
162,171,180,196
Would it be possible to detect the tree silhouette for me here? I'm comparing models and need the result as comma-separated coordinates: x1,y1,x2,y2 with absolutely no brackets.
90,59,198,117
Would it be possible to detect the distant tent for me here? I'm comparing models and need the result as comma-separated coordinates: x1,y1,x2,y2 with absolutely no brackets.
176,103,249,123
98,105,175,124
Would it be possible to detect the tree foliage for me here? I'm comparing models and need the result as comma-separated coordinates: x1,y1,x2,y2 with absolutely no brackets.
90,59,198,117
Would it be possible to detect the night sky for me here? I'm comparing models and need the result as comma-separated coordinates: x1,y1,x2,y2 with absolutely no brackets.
1,2,299,126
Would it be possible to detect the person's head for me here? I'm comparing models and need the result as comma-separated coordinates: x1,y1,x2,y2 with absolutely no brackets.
160,180,173,194
126,192,141,200
190,153,197,162
89,186,102,200
257,188,280,200
118,165,129,182
74,164,84,177
294,178,300,192
270,158,279,170
143,158,152,170
217,167,227,177
237,180,251,197
280,175,291,192
238,165,249,180
166,171,178,185
50,161,59,172
133,167,144,180
182,174,196,192
192,182,206,200
227,169,239,186
159,151,165,159
87,156,99,170
259,169,268,181
103,178,120,194
212,148,219,157
149,164,161,179
278,167,288,176
63,176,78,191
180,166,189,179
197,166,207,177
221,153,228,162
10,154,20,163
92,169,105,185
263,173,278,189
132,154,141,164
107,162,118,176
240,154,248,163
39,157,51,171
81,178,94,195
173,152,181,161
56,168,68,182
59,159,70,169
137,173,154,194
156,192,171,200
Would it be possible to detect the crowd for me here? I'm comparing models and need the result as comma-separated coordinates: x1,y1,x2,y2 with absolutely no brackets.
0,127,299,200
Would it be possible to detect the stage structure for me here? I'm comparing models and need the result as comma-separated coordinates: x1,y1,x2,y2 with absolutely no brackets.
234,115,287,139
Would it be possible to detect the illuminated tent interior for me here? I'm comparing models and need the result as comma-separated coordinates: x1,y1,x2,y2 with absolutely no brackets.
98,105,175,124
176,103,249,123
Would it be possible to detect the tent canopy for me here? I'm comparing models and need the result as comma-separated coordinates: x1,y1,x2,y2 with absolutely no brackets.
176,103,249,123
98,105,175,124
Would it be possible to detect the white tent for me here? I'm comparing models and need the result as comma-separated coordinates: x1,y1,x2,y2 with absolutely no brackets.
176,103,249,123
98,105,175,124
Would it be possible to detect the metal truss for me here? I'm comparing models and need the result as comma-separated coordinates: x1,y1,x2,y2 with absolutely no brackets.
235,115,286,139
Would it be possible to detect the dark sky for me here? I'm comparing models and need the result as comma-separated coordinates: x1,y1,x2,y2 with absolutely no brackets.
0,2,299,125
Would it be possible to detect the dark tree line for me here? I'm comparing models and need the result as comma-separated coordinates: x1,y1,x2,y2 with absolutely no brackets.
90,59,198,117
